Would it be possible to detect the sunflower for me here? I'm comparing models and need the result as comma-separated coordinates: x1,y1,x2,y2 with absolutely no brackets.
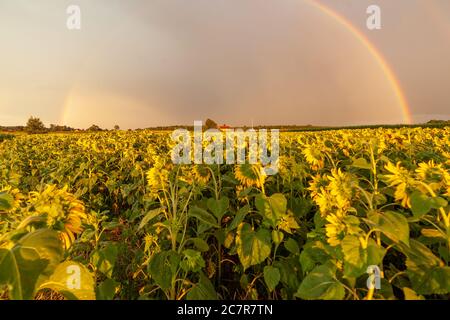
234,163,265,188
143,233,160,255
146,156,171,194
235,185,249,203
28,185,87,249
308,174,329,200
325,214,346,246
193,164,211,185
314,190,334,216
415,160,447,192
278,156,305,183
0,186,24,212
327,169,357,210
277,211,300,234
302,144,325,170
384,162,414,208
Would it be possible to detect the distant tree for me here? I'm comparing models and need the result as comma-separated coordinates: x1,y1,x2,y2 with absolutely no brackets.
87,124,102,132
427,120,445,124
114,125,120,130
205,118,218,130
26,116,46,133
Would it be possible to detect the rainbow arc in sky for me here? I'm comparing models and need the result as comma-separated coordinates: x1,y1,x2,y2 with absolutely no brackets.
307,0,412,124
61,0,414,126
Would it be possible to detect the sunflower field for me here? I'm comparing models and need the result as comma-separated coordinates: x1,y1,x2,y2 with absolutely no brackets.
0,127,449,300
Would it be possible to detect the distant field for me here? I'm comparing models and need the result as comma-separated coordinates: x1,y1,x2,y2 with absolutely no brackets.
1,127,449,300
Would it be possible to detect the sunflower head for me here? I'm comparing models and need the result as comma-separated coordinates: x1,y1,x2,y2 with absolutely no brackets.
28,185,87,249
0,186,24,213
308,174,329,200
384,162,414,208
234,163,265,188
302,144,325,170
193,164,211,185
415,161,447,191
146,156,172,195
325,214,346,246
327,169,357,210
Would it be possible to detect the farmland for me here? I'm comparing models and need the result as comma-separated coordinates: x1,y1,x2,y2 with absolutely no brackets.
0,126,449,300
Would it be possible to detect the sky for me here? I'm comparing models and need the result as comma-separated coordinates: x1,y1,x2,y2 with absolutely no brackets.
0,0,449,129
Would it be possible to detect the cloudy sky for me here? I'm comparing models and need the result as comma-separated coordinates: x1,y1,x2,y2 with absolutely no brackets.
0,0,449,129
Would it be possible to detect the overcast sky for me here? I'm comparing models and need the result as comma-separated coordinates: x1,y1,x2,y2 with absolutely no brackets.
0,0,449,128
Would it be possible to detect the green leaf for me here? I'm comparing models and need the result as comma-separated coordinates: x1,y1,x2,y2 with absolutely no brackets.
180,249,205,273
273,258,301,292
0,229,64,300
0,192,14,211
191,238,209,252
228,205,249,231
236,223,271,270
400,239,442,267
299,241,332,274
138,207,164,230
401,239,450,295
284,238,300,255
38,261,95,300
290,197,313,219
366,239,386,266
430,197,448,209
17,229,64,277
91,243,118,278
368,211,409,245
207,197,229,221
12,246,47,299
189,206,219,228
296,264,345,300
271,230,284,246
96,278,118,300
403,287,424,300
255,193,287,226
410,191,432,218
406,264,450,295
341,235,366,278
263,266,280,292
102,221,122,230
351,158,371,169
341,235,386,279
420,228,446,239
187,273,217,300
0,248,22,299
148,252,172,290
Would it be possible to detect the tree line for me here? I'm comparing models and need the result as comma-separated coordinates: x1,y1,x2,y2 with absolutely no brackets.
0,117,120,134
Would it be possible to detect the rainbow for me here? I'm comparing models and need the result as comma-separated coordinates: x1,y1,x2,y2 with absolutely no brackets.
61,0,413,125
306,0,412,124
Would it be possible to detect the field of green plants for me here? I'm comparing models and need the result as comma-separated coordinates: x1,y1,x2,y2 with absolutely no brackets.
1,127,449,300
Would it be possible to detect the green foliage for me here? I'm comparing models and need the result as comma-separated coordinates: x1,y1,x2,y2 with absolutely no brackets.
1,127,449,300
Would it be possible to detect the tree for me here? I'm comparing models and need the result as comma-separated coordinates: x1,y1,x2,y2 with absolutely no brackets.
205,118,218,130
114,125,120,130
26,116,46,133
87,124,102,132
